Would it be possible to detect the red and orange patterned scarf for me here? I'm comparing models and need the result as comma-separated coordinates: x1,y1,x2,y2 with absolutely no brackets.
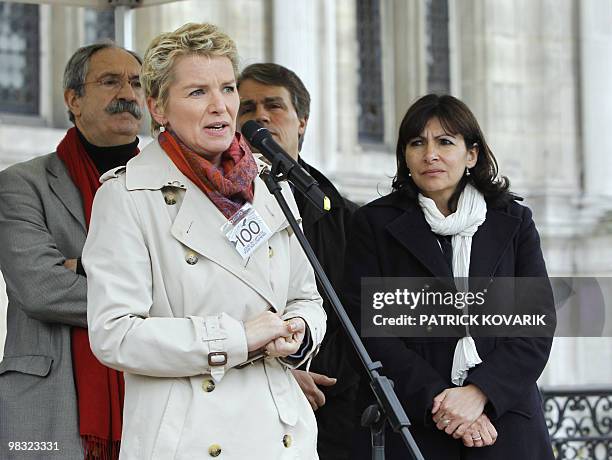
158,130,258,218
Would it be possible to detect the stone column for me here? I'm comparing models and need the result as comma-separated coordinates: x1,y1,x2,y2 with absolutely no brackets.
133,0,268,61
389,0,427,136
335,0,359,160
48,5,83,129
114,7,134,50
454,0,601,388
580,0,612,198
270,0,336,169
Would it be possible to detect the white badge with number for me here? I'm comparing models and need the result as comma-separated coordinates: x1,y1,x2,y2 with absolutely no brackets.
221,203,272,259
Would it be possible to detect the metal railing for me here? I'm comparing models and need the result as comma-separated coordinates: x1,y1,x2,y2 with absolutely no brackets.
541,386,612,460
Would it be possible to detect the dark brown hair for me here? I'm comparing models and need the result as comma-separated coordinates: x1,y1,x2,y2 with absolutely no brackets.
237,63,310,150
392,94,517,210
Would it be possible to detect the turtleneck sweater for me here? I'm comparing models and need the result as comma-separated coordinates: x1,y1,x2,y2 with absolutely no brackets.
74,129,139,275
76,128,139,174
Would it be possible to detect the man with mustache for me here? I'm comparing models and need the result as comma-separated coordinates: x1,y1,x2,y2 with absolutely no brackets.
0,43,144,460
237,63,360,460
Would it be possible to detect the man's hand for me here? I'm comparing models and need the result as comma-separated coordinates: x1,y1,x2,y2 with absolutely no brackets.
458,413,497,447
292,370,337,410
431,384,488,436
64,258,78,273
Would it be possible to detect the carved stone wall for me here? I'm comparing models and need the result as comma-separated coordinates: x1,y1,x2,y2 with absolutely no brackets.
1,0,612,385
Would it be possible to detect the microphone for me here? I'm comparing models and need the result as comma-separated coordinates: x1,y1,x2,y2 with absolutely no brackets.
241,120,331,212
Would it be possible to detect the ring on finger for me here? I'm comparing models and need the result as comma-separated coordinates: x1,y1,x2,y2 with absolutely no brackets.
471,433,482,441
441,419,451,426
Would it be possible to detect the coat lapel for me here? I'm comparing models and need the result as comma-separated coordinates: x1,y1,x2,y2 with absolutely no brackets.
469,208,521,277
386,206,453,277
169,170,288,311
46,154,87,232
127,140,296,310
384,201,522,279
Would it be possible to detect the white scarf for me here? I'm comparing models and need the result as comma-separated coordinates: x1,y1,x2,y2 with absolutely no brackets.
418,183,487,385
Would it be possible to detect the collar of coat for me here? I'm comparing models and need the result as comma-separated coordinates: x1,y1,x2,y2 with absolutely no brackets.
100,140,264,190
295,157,355,227
368,191,523,278
99,139,303,312
298,157,348,209
119,137,298,222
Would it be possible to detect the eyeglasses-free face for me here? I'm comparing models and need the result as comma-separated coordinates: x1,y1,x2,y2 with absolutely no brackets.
148,54,239,167
237,80,307,161
404,116,478,215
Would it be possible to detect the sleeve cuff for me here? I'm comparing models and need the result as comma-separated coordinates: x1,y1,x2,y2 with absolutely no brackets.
197,313,248,381
279,317,317,369
76,257,86,276
287,324,311,360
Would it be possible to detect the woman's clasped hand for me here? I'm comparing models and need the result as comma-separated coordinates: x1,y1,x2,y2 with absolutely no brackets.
243,310,306,358
431,384,497,447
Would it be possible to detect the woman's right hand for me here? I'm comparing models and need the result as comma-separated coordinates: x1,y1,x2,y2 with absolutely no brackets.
432,384,488,436
264,317,305,358
243,311,294,352
459,413,498,447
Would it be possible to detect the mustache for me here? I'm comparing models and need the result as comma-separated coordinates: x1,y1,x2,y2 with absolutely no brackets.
105,99,143,120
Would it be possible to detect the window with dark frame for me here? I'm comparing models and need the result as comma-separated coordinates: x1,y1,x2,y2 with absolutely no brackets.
84,8,115,44
356,0,385,144
0,2,40,116
426,0,451,94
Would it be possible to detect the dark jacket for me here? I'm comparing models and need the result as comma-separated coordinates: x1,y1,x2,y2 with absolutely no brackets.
342,191,555,460
294,159,360,460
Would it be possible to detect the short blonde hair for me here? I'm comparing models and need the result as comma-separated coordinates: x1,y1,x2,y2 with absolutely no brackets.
141,22,239,133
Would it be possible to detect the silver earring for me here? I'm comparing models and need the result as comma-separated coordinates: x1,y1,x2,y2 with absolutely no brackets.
465,167,471,177
159,125,166,133
408,170,412,177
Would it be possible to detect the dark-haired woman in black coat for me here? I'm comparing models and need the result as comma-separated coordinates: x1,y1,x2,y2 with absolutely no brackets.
344,94,555,459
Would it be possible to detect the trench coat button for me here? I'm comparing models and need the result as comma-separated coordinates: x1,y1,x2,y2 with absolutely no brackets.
208,444,222,457
282,434,292,448
185,253,198,265
202,378,215,393
164,192,176,205
268,246,274,258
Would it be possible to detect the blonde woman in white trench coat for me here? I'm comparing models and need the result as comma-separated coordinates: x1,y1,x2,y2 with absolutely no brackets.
83,23,326,460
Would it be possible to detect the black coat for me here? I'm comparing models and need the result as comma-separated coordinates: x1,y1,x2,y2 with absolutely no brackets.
294,159,360,460
342,191,555,460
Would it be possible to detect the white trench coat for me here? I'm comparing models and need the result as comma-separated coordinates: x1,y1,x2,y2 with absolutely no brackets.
83,139,326,460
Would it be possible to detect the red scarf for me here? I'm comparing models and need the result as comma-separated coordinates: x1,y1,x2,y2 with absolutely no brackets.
57,127,137,460
158,130,257,218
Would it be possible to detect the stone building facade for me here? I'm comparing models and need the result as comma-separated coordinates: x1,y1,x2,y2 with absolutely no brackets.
1,0,611,385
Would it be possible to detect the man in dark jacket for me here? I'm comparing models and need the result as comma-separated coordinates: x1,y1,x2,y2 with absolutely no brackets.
238,63,359,460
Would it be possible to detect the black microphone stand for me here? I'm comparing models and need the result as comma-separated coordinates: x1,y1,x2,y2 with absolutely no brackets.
260,166,425,460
